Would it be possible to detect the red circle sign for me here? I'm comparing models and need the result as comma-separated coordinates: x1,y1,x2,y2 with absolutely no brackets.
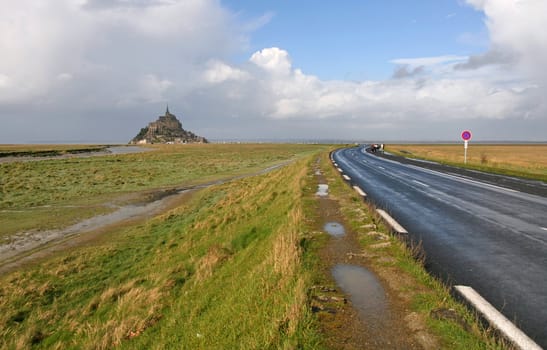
461,130,472,141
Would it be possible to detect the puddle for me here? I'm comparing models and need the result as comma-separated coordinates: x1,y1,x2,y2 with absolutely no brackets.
0,161,296,269
324,222,345,237
316,184,329,196
332,264,389,332
0,146,154,164
106,146,154,155
0,190,189,263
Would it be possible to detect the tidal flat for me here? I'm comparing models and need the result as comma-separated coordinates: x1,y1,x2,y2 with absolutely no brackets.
0,143,322,240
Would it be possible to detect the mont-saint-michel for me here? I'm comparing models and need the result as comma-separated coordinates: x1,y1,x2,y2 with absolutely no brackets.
130,106,208,144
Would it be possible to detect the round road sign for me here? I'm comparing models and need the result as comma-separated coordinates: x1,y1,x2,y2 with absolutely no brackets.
461,130,472,141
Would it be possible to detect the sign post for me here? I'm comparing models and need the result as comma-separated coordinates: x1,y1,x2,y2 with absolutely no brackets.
461,130,472,164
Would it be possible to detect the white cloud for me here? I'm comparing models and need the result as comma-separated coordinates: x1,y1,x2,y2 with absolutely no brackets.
203,61,250,84
0,1,545,142
192,47,543,129
117,74,173,106
464,0,547,83
390,55,467,68
0,74,10,88
57,73,74,82
90,0,235,39
0,1,89,103
0,0,242,105
250,47,292,75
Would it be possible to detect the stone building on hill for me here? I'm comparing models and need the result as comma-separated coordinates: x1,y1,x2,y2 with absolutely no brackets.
130,106,208,144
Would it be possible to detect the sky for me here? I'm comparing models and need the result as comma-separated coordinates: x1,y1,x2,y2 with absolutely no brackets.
0,0,546,143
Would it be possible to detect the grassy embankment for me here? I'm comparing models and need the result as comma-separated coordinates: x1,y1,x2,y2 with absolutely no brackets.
386,144,547,181
0,151,324,349
0,144,321,238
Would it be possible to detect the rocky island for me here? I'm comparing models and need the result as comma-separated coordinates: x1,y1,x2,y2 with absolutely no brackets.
130,106,208,144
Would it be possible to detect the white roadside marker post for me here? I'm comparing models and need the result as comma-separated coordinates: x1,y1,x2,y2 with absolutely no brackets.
461,130,472,164
464,140,468,164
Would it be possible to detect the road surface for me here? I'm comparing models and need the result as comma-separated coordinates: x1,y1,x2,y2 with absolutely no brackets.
333,146,547,347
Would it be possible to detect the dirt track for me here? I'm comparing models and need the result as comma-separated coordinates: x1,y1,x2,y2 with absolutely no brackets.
309,158,440,349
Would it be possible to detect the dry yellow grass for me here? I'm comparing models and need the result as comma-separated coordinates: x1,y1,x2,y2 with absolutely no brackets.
194,245,231,283
387,144,547,179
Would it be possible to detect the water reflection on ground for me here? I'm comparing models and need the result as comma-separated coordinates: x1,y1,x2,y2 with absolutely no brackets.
324,222,345,237
106,146,154,155
332,264,389,330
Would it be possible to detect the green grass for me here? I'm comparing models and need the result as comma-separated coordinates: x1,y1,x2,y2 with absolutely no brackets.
0,154,323,349
0,144,108,158
0,144,324,238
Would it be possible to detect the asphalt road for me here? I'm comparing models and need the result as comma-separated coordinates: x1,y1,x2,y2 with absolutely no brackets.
333,146,547,347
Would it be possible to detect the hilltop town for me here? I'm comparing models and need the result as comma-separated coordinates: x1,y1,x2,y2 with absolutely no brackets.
130,107,208,144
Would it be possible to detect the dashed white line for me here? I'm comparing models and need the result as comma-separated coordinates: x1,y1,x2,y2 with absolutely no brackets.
376,209,408,234
455,285,542,350
405,164,518,194
352,186,367,197
342,174,351,181
541,227,547,232
412,180,430,187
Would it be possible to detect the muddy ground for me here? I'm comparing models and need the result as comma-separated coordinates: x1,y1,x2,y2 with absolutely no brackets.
0,146,152,164
309,159,441,349
0,161,292,275
0,187,196,275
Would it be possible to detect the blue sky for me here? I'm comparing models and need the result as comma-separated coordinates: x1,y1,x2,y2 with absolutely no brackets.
0,0,546,142
225,1,487,80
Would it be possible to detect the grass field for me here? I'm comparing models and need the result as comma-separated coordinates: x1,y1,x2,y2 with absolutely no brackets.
386,144,547,181
0,144,510,348
0,144,323,237
0,144,108,158
0,157,322,349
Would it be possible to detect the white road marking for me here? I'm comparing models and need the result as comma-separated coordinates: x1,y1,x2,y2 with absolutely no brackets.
541,227,547,232
352,186,367,197
408,158,439,165
403,163,519,194
342,174,351,181
376,209,408,234
337,167,343,173
364,151,522,195
412,180,429,187
455,286,542,350
377,166,385,170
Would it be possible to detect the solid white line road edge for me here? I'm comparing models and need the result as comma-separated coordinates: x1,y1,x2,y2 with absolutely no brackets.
352,186,367,197
454,285,542,350
342,174,351,181
376,209,408,234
